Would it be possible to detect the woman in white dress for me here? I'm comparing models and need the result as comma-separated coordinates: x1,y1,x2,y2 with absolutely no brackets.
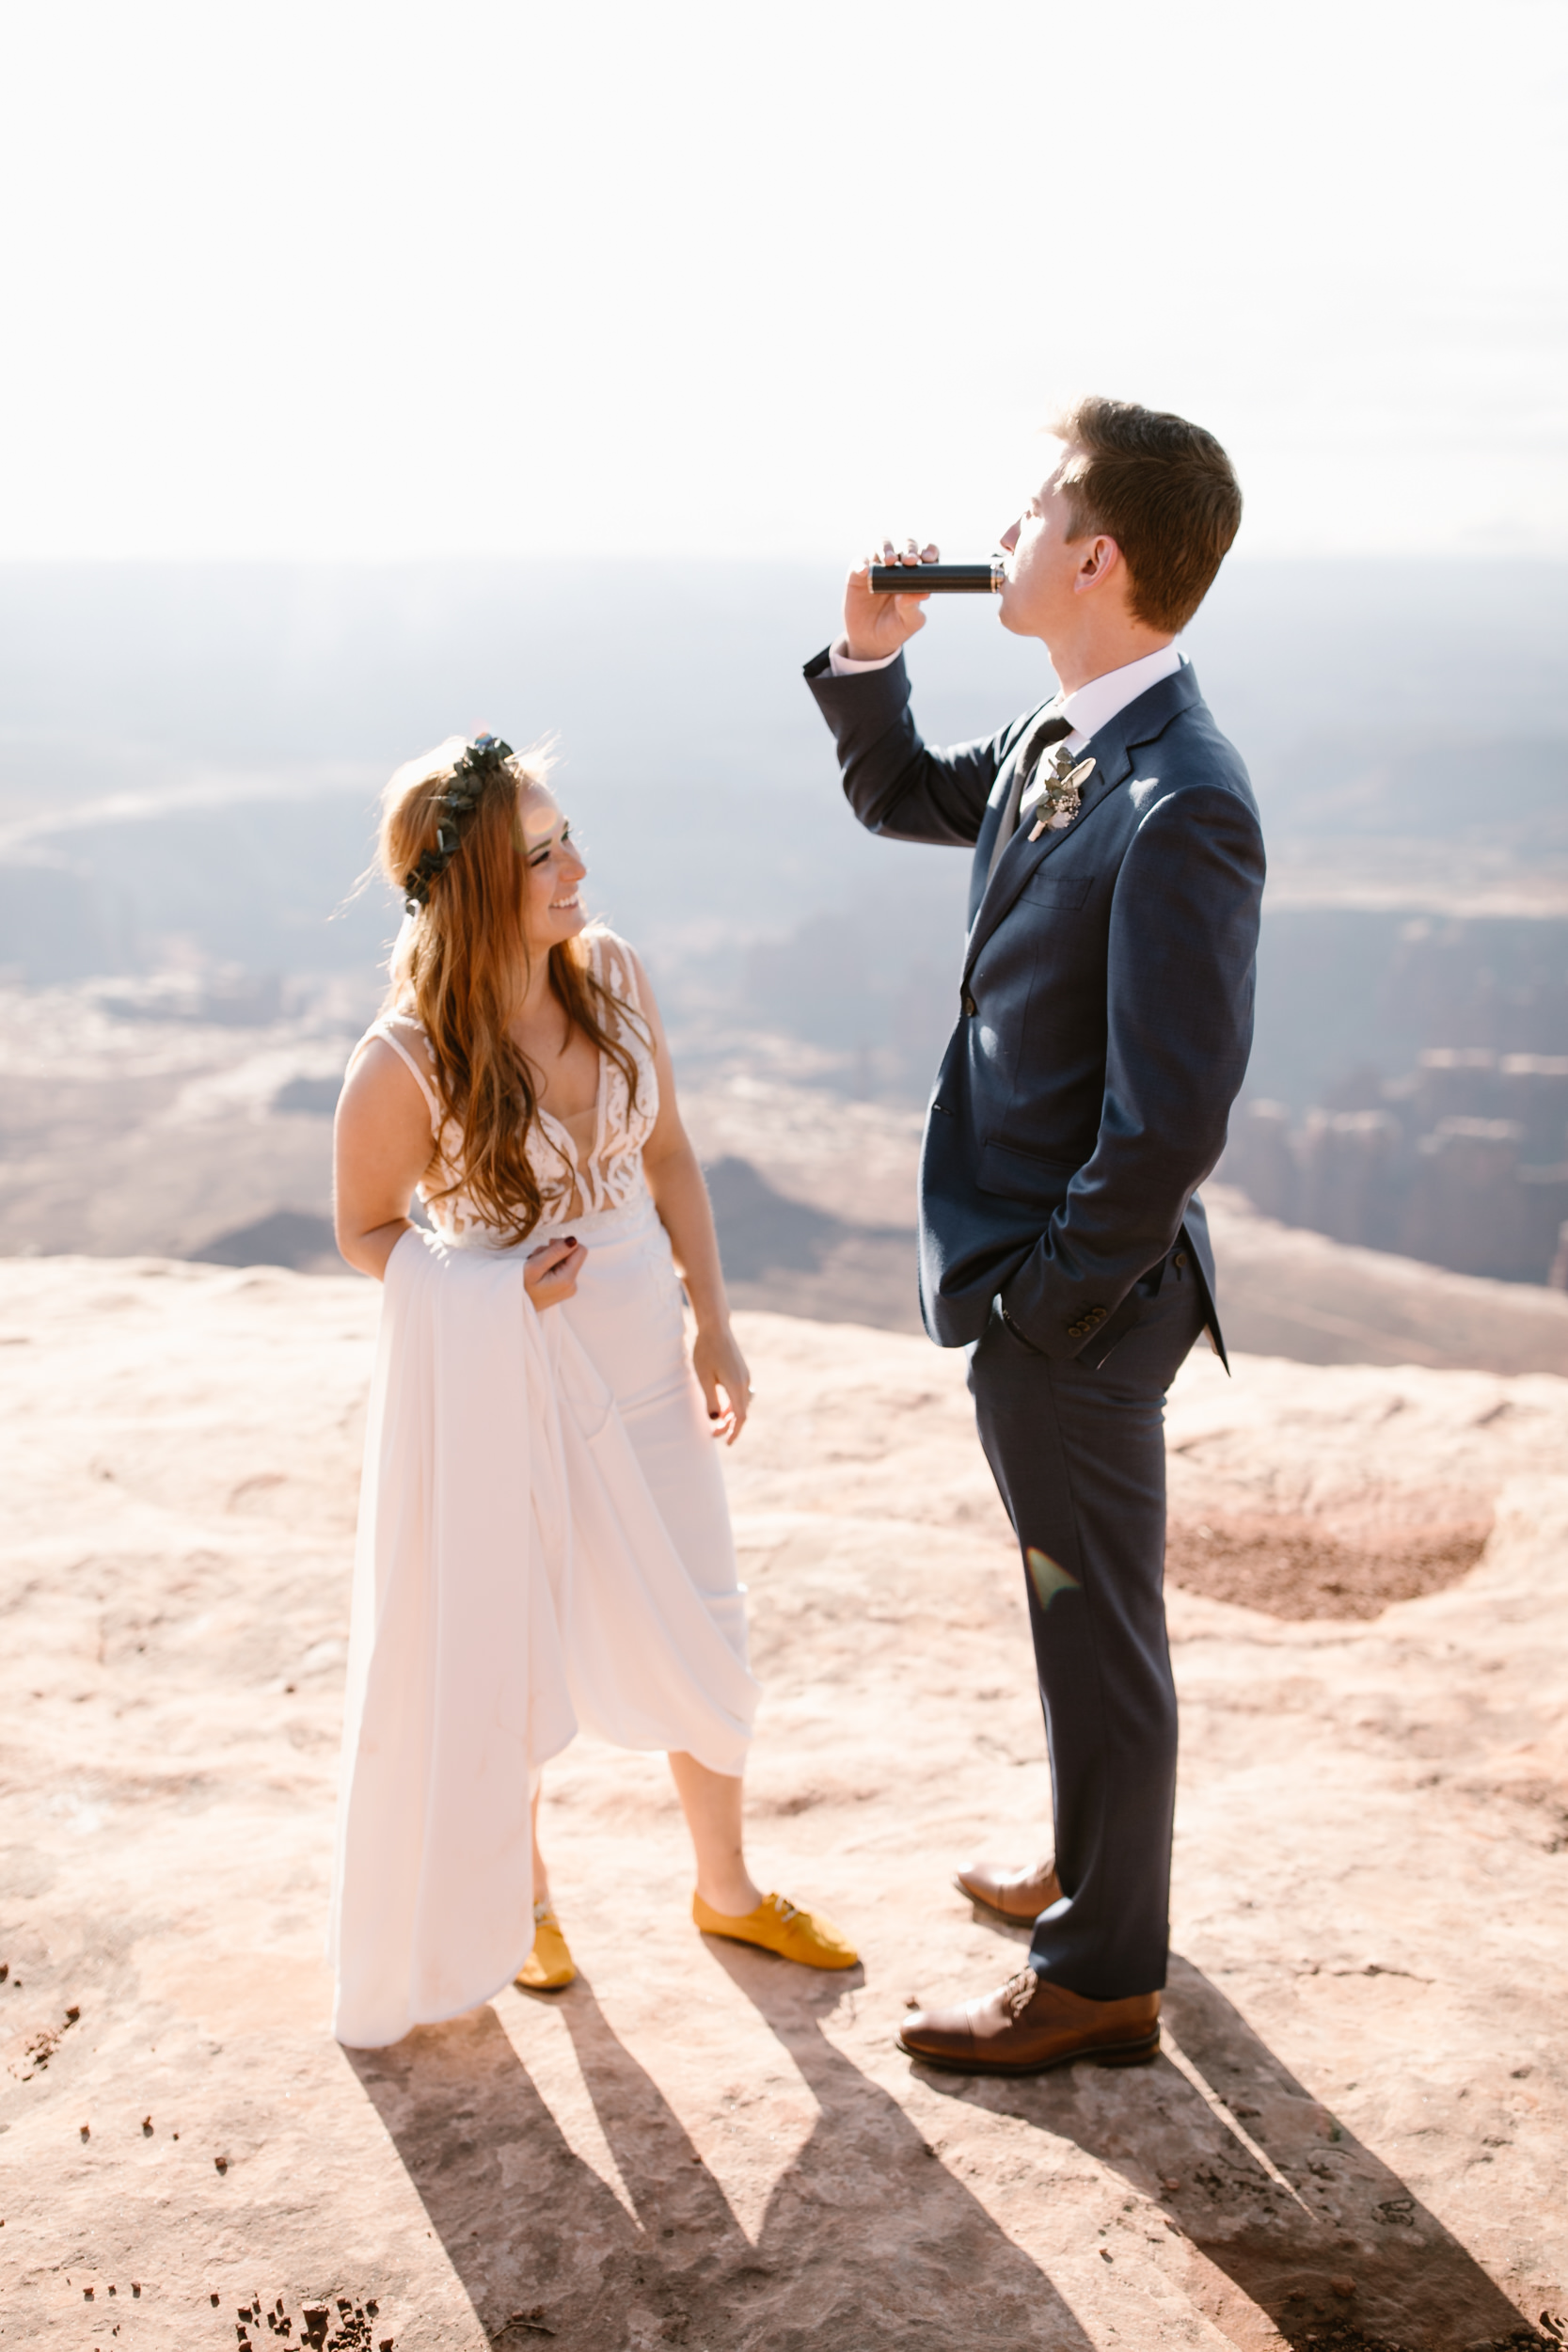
328,734,854,2050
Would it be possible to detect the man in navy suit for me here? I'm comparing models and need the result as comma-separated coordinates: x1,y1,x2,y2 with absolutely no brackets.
804,398,1264,2074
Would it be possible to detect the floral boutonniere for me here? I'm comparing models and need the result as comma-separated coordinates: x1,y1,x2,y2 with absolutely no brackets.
1021,745,1096,840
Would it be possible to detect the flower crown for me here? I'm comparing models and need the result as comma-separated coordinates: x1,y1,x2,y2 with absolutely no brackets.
402,734,515,915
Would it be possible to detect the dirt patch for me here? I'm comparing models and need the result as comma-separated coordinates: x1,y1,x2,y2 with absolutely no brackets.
1166,1513,1493,1619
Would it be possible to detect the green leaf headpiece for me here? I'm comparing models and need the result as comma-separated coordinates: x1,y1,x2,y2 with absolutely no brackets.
402,734,515,916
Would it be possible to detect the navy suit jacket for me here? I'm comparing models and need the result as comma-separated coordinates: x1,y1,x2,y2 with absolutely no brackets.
804,648,1265,1366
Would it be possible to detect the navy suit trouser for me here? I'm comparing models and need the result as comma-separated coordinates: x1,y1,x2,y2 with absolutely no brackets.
966,1257,1207,2002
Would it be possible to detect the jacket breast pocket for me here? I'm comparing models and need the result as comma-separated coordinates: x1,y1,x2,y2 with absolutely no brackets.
1019,867,1093,912
975,1139,1081,1203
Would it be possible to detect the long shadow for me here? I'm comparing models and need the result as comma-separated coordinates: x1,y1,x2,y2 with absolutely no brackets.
348,1967,1099,2351
560,1951,1098,2352
913,1941,1545,2352
345,2001,648,2344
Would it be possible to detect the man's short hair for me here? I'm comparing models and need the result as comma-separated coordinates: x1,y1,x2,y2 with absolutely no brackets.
1050,397,1242,634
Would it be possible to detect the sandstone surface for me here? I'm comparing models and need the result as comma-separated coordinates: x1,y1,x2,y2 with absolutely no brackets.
1,1259,1565,2351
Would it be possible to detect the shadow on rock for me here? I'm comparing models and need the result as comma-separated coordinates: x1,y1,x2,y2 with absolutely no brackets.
348,1960,1099,2351
917,1951,1544,2352
591,1937,1097,2351
345,2001,648,2344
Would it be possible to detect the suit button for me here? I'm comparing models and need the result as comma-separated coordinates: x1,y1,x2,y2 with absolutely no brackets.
1174,1250,1188,1268
961,988,977,1017
1085,1305,1106,1327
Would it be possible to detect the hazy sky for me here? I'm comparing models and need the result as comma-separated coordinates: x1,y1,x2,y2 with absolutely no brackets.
3,0,1563,562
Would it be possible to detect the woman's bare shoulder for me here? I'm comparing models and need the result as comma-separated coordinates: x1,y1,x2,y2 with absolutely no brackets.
584,923,649,996
369,1006,434,1049
343,1016,442,1130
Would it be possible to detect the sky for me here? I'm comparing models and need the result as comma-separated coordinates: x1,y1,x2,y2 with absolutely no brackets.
2,0,1564,563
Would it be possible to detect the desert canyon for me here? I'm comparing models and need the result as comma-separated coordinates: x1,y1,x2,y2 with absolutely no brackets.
3,561,1567,2350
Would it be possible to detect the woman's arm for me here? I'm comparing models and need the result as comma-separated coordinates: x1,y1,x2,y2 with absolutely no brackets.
632,956,752,1443
334,1035,587,1303
333,1039,436,1280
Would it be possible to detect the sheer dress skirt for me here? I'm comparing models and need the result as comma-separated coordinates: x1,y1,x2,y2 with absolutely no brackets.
328,1184,757,2050
533,1189,749,1666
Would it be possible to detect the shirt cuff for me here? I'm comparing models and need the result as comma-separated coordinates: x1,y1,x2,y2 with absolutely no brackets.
828,641,901,676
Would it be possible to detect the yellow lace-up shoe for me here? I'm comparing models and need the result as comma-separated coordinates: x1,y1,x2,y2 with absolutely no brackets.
516,1899,576,1991
691,1889,858,1970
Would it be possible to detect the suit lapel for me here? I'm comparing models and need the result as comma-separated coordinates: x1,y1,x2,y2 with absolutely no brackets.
967,695,1060,926
963,664,1202,977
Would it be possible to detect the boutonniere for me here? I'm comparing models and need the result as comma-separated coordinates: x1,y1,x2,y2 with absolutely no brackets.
1021,745,1096,840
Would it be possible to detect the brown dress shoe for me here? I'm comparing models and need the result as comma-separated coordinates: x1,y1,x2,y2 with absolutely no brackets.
897,1966,1161,2076
953,1856,1063,1927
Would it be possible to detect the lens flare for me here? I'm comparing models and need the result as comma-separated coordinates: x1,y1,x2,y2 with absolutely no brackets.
1026,1547,1080,1612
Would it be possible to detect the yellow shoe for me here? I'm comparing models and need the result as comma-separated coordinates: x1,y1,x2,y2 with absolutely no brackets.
515,1899,576,1991
692,1889,858,1970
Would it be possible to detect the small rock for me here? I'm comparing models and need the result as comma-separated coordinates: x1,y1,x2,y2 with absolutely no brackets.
80,2124,90,2141
214,2155,229,2174
1099,2247,1113,2263
142,2118,153,2136
65,2005,80,2023
1331,2273,1355,2296
1161,2174,1181,2190
84,2286,95,2299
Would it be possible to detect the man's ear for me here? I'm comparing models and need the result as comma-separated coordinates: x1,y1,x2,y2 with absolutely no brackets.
1072,534,1122,596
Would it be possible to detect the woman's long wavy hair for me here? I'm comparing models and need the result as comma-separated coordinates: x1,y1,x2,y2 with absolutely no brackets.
378,737,643,1246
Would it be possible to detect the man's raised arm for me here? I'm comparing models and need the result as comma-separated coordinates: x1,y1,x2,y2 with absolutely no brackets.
805,545,1043,848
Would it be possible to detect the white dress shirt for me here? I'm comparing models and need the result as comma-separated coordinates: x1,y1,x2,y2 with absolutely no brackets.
828,637,1185,755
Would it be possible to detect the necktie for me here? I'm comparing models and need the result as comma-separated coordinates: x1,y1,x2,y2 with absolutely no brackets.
986,712,1073,882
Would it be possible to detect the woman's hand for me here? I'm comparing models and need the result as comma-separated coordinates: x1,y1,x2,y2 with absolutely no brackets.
692,1322,752,1445
525,1236,586,1311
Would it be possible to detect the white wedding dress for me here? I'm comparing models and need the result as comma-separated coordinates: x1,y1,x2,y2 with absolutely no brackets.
328,929,757,2050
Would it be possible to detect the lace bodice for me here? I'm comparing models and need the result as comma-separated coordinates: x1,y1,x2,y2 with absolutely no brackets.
362,929,658,1243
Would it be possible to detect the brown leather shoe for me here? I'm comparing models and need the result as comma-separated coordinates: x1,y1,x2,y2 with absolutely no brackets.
897,1966,1161,2076
953,1856,1062,1927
